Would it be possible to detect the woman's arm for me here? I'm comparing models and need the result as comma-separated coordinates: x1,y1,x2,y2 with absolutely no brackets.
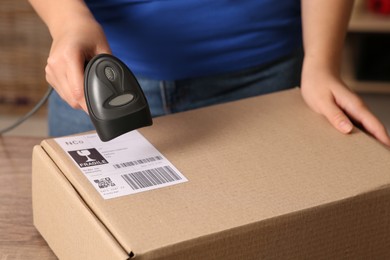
28,0,111,112
300,0,390,146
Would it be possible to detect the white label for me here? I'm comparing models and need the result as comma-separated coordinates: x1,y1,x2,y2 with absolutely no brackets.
54,131,187,199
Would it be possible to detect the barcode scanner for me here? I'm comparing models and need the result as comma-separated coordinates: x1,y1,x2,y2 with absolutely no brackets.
84,54,153,142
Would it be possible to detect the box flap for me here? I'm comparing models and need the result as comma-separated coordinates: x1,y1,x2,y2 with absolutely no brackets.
40,88,390,256
32,145,131,259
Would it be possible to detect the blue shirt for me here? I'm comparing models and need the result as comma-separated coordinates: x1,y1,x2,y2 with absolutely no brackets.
85,0,302,80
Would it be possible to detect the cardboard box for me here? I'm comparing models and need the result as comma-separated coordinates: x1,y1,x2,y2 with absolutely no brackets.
32,88,390,259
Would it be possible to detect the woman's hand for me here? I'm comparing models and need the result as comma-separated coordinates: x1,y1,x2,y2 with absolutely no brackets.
301,68,390,147
300,0,390,147
28,0,111,112
45,17,111,112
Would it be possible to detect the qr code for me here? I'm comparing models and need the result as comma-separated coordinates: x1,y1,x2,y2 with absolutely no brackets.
94,177,116,189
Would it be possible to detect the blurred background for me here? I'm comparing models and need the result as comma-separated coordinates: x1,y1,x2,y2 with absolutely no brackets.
0,0,50,136
0,0,389,137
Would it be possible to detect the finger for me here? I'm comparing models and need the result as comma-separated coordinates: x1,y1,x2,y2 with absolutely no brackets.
356,110,390,146
340,97,390,146
65,52,87,111
319,97,354,134
334,89,390,147
45,62,60,94
45,58,73,106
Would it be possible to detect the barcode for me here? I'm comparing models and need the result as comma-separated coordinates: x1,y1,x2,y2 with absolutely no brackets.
113,156,163,169
121,166,182,190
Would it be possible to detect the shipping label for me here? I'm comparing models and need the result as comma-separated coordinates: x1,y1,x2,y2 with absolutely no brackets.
55,131,187,199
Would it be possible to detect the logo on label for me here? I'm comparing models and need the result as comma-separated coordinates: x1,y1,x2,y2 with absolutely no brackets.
68,148,108,168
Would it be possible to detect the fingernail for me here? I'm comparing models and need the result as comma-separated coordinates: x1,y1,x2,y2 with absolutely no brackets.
339,120,353,133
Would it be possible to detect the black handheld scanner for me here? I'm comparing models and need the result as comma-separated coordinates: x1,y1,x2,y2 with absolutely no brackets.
84,54,153,142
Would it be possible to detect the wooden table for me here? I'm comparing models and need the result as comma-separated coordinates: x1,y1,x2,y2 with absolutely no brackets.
0,136,57,260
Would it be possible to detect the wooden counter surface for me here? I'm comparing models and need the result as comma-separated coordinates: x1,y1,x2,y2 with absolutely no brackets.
0,136,57,260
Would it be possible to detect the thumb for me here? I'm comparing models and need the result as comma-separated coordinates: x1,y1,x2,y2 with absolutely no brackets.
95,42,112,56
